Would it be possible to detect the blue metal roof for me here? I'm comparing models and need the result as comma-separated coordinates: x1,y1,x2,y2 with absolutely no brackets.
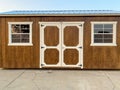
1,10,120,15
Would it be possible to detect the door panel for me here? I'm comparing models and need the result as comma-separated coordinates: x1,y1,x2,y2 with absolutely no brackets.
64,49,79,65
44,26,59,46
64,26,79,46
44,49,59,65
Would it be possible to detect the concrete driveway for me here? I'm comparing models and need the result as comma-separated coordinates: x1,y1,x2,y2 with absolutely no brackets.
0,69,120,90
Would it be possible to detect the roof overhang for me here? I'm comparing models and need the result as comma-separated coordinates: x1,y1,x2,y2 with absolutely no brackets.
0,14,120,17
1,10,120,16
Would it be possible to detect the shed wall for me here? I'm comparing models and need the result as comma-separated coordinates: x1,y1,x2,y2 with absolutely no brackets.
0,18,2,67
1,16,120,69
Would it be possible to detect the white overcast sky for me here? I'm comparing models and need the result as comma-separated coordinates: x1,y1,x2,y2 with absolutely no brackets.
0,0,120,12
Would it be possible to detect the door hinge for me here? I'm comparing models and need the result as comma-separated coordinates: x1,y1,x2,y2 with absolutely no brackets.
41,24,44,27
79,64,82,67
79,24,82,27
41,64,44,66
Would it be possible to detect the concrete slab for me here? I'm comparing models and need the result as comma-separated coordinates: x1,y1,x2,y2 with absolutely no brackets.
0,69,25,90
104,71,120,90
0,70,120,90
33,71,113,90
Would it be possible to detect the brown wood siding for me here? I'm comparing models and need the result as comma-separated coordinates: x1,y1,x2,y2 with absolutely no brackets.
1,17,6,68
1,16,120,69
0,18,2,67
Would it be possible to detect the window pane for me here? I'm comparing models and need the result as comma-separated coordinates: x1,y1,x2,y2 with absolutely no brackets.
12,34,30,43
12,34,20,39
12,39,20,43
104,39,113,43
94,24,103,28
104,34,113,38
104,29,113,33
94,29,103,33
104,24,113,28
21,29,30,33
11,24,21,33
21,39,29,43
94,39,103,43
21,34,29,39
21,25,30,33
94,34,103,38
21,24,29,28
21,33,29,43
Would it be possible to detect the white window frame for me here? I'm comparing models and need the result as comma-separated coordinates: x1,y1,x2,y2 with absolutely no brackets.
91,21,117,46
8,22,33,46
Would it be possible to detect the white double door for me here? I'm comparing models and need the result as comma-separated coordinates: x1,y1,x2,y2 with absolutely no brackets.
39,22,84,68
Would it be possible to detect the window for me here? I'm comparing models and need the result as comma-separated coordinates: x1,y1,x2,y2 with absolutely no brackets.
8,22,33,46
91,22,117,46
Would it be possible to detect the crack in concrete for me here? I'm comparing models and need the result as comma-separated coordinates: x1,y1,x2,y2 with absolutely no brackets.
103,71,115,90
32,71,40,90
2,70,25,90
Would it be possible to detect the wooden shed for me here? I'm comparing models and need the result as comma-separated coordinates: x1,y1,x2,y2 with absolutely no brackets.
0,10,120,69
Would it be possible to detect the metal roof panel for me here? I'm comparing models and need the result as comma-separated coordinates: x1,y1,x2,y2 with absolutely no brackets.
1,10,120,16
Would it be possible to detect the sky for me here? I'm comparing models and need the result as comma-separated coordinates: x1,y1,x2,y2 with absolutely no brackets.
0,0,120,12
